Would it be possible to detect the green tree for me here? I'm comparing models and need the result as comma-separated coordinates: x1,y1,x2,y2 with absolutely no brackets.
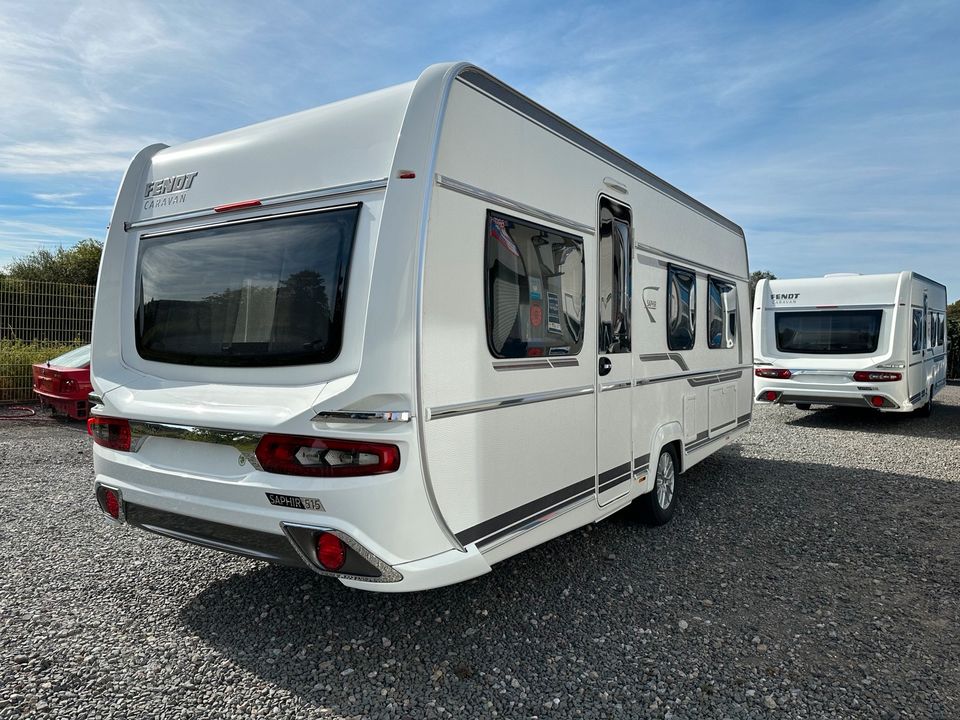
947,299,960,379
749,270,777,309
1,238,103,286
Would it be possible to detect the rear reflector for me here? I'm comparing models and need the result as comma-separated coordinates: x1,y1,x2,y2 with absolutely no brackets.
870,395,886,408
255,434,400,477
315,532,346,571
88,417,132,451
755,368,792,379
213,199,262,213
95,485,123,521
853,371,902,382
764,391,778,402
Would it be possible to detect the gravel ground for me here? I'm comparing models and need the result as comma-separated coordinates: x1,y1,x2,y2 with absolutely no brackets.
1,388,959,719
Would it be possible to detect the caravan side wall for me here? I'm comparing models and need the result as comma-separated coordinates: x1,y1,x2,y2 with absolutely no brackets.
418,75,751,559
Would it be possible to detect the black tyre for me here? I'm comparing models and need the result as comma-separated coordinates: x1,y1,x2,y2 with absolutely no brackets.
795,403,812,411
639,445,679,526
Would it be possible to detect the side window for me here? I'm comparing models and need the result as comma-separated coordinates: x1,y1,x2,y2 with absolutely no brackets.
598,199,632,354
485,210,584,358
667,266,696,351
707,277,737,349
912,308,923,353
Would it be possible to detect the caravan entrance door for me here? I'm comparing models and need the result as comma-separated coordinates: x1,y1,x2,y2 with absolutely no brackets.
596,196,634,506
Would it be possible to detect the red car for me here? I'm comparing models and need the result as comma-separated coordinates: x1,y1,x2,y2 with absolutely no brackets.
32,345,92,420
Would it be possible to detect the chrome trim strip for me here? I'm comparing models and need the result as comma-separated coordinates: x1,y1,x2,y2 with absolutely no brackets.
126,178,388,230
549,357,579,368
479,493,595,553
638,365,752,385
493,359,551,371
634,241,748,283
88,392,103,405
312,410,412,424
126,421,264,470
600,380,632,392
436,174,594,235
638,352,689,371
281,523,402,583
137,203,362,240
427,385,594,421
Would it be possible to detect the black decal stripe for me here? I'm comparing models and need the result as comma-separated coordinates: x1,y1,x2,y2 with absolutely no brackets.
710,420,736,433
598,473,631,493
456,476,594,547
476,486,595,548
737,413,752,424
634,453,650,468
598,461,631,485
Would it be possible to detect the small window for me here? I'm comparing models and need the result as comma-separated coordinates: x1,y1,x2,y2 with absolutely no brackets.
485,210,584,358
667,266,696,351
707,277,737,349
912,309,923,353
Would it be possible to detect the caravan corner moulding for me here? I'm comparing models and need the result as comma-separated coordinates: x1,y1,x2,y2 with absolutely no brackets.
89,62,751,591
752,272,948,416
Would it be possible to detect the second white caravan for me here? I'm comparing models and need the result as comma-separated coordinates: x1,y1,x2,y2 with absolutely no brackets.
753,272,948,414
89,62,752,591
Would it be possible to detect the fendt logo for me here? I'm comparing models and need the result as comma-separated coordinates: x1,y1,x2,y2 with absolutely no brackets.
143,172,198,210
771,292,800,303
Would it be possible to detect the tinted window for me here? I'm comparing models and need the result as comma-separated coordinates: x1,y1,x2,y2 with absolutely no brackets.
485,211,584,358
667,266,696,351
598,200,632,354
912,309,923,353
136,205,361,367
776,310,883,354
707,277,737,349
49,345,91,368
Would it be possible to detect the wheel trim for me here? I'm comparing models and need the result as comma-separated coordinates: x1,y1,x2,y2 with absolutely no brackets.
655,452,675,510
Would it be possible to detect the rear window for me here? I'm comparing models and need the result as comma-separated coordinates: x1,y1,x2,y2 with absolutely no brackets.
49,345,91,368
775,309,883,354
136,205,361,367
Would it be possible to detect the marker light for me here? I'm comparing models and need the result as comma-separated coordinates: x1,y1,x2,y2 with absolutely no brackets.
853,371,902,382
755,368,792,379
213,199,262,213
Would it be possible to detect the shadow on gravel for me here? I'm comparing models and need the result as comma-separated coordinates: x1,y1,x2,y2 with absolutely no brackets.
782,400,960,439
180,454,960,717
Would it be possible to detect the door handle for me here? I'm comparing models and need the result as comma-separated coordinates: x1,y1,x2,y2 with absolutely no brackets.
598,357,612,376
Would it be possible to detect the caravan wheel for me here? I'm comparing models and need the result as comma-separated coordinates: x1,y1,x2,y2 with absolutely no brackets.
914,388,933,418
640,446,678,526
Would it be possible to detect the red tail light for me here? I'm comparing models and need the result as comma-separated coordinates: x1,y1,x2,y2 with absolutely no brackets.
870,395,886,407
755,368,792,379
764,391,778,402
853,371,902,382
315,532,347,571
88,417,132,451
254,434,400,477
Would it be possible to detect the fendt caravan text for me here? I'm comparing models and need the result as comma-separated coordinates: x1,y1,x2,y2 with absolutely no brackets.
753,272,948,415
89,62,752,591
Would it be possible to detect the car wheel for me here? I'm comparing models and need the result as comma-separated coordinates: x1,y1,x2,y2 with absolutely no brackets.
640,446,679,526
795,403,812,411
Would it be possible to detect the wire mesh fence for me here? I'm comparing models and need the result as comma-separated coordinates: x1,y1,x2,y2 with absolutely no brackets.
0,279,94,403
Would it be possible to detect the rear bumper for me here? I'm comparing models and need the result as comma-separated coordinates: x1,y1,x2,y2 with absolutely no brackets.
34,390,89,419
754,386,903,410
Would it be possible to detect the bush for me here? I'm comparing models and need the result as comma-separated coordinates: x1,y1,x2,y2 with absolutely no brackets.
0,340,84,403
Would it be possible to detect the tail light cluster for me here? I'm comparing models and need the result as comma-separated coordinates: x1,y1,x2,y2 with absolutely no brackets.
853,371,902,382
88,417,132,451
254,434,400,477
755,368,792,379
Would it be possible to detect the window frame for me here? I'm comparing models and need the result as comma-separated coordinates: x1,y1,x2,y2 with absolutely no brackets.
706,275,737,350
912,308,923,354
666,264,697,351
483,208,586,360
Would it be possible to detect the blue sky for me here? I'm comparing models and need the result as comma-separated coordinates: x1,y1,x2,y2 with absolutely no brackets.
1,0,957,300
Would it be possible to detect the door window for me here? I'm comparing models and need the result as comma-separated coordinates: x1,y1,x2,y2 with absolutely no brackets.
598,198,632,354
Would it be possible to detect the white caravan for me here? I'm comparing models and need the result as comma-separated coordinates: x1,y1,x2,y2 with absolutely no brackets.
753,272,948,414
89,62,752,592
